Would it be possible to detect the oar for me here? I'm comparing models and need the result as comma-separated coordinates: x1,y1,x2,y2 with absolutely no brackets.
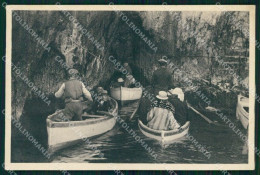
187,102,213,124
129,100,140,120
186,102,225,127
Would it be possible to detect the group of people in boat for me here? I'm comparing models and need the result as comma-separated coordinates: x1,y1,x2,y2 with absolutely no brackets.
53,68,113,122
111,62,136,88
52,62,135,122
52,58,188,131
146,89,187,130
145,58,188,130
92,87,114,113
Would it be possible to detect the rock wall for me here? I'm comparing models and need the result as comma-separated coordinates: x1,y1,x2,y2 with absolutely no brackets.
11,11,248,119
11,10,180,118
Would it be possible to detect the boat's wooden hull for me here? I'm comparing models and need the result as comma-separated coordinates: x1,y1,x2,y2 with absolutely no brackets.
138,120,190,143
110,87,142,105
47,98,118,154
236,95,249,129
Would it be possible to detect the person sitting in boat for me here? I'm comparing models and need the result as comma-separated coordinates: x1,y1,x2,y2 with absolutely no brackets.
97,86,104,96
54,68,93,121
123,62,133,87
123,62,133,75
124,76,136,88
96,86,105,101
112,78,124,88
95,90,113,112
147,91,180,130
89,86,104,114
151,58,174,95
167,88,188,126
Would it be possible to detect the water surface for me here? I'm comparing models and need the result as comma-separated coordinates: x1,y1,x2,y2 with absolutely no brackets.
49,112,247,164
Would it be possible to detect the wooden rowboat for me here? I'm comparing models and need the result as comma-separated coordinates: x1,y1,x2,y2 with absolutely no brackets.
46,98,118,155
138,120,190,143
110,86,142,105
236,95,249,129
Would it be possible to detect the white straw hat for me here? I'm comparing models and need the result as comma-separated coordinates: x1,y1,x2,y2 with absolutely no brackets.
156,91,168,100
118,78,124,83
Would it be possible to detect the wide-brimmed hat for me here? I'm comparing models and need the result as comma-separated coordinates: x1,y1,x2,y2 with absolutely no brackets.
97,86,104,90
97,87,104,93
168,88,184,102
118,78,124,82
156,91,168,100
101,90,108,95
158,58,168,63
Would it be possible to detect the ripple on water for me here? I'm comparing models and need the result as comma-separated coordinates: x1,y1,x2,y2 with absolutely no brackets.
49,112,248,163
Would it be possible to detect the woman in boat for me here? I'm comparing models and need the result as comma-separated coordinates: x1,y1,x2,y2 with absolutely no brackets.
54,68,93,121
147,91,180,130
167,88,188,126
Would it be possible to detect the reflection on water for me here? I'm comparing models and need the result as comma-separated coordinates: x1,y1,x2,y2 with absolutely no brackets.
12,111,248,163
51,112,247,163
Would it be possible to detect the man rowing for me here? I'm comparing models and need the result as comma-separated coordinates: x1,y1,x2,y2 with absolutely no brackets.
54,68,93,121
151,58,174,95
147,91,180,130
123,62,133,87
123,62,133,76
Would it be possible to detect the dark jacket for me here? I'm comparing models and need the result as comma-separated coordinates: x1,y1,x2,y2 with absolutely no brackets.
168,95,188,126
95,99,113,112
124,65,132,75
152,67,173,93
112,82,124,88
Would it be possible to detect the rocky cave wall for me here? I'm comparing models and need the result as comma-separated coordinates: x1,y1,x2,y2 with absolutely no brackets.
11,11,249,119
11,11,180,119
